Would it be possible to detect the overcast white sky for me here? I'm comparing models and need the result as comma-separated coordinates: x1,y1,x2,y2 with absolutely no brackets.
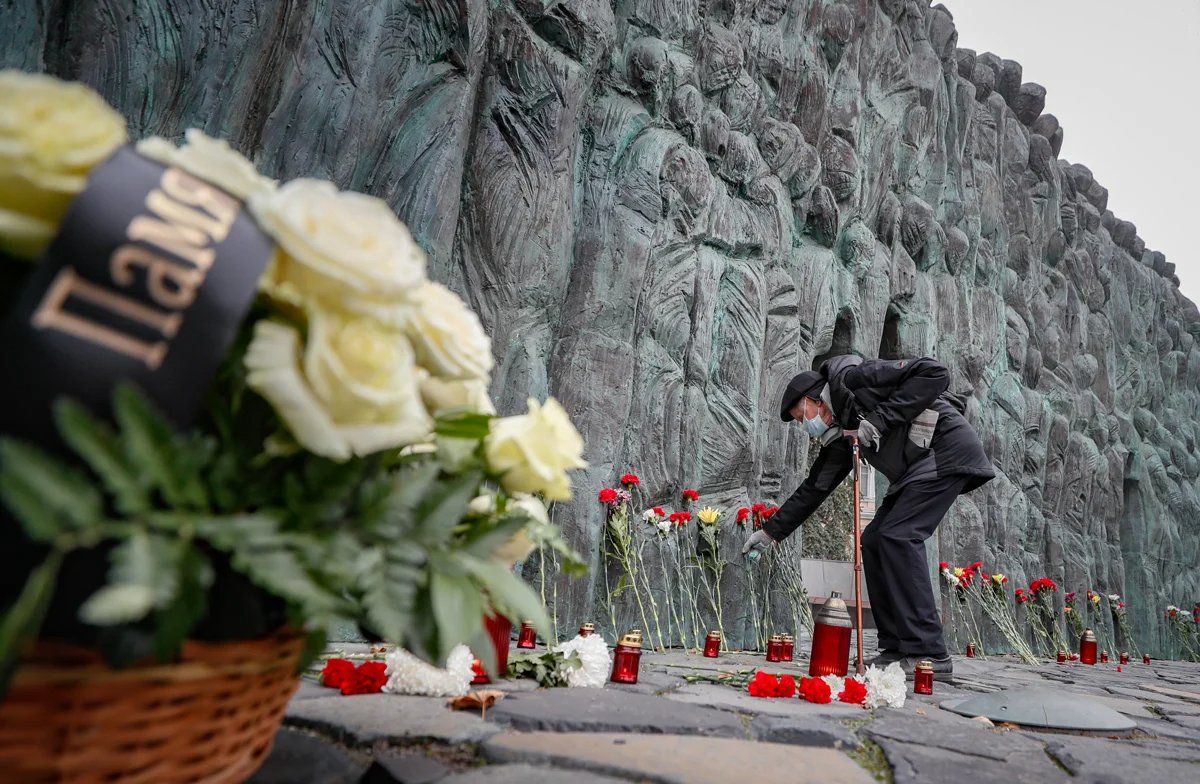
946,0,1200,306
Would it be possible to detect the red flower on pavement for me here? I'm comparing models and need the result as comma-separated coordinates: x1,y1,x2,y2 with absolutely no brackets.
748,671,797,698
598,488,618,504
653,507,666,517
776,675,797,698
682,489,700,503
620,473,641,486
341,661,388,695
737,507,751,523
798,676,832,704
838,678,868,705
320,659,356,689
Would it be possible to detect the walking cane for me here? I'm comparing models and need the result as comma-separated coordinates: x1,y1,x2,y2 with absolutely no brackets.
849,434,865,675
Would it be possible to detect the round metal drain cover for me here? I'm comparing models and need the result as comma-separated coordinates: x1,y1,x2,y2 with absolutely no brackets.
942,687,1136,732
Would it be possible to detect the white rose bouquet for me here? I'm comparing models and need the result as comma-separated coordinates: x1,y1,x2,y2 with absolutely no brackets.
0,71,586,691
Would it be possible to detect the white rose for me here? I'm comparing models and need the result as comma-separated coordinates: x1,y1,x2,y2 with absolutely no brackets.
403,281,493,381
249,179,426,321
136,129,276,201
420,376,495,416
244,311,432,460
0,70,128,259
484,397,587,501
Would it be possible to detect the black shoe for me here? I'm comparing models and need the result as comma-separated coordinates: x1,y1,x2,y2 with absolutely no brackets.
864,649,904,668
896,655,954,680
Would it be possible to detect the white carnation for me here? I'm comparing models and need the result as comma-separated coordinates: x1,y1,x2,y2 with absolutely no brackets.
383,644,474,697
656,519,672,535
862,662,906,709
1107,594,1121,602
642,509,659,521
821,674,845,696
552,633,611,688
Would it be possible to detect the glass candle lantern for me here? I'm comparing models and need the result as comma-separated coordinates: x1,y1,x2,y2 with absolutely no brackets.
1069,652,1079,661
1079,628,1098,665
1143,653,1152,665
1193,603,1200,624
1100,651,1109,664
470,658,490,685
966,642,976,658
703,630,721,658
484,613,512,675
808,592,852,677
517,620,537,649
765,634,785,662
1056,651,1067,664
1119,652,1129,664
781,634,795,662
609,631,643,684
579,622,595,638
913,660,934,695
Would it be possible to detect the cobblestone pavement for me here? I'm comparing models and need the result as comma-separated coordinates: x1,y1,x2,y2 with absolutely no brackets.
253,638,1200,784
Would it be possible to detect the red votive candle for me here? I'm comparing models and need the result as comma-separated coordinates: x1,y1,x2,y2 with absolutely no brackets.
781,634,795,662
1143,654,1152,665
1069,653,1080,662
1119,652,1129,664
703,630,721,658
809,592,852,677
609,631,643,684
484,613,512,675
766,634,784,662
1079,628,1097,665
1193,603,1200,624
579,622,595,637
913,660,934,695
470,658,490,685
517,620,537,649
1100,651,1109,664
1056,651,1067,664
966,642,976,658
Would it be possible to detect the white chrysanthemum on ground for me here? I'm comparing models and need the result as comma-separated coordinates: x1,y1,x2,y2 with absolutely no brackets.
821,674,844,695
862,662,906,709
552,633,611,688
383,644,474,697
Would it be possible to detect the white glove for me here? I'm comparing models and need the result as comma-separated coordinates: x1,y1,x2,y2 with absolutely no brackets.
850,418,881,449
741,529,776,558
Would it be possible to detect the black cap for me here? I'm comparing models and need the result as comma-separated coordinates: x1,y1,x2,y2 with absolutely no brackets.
780,370,825,421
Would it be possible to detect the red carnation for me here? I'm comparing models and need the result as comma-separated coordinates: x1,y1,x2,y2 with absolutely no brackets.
751,503,766,513
775,675,797,698
341,661,388,695
838,678,868,705
971,561,983,571
939,561,949,570
620,473,641,486
748,671,779,697
653,507,665,517
762,506,779,519
682,489,700,503
798,676,832,704
598,488,618,504
676,511,692,526
1118,602,1126,609
737,507,751,523
320,659,356,689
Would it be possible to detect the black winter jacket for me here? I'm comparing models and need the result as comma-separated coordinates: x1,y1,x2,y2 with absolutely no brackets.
763,355,995,542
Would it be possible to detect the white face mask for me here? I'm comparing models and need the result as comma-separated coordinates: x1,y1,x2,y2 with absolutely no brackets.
801,411,830,438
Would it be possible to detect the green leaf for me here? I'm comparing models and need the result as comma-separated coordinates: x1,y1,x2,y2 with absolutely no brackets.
79,531,184,626
357,541,423,645
459,555,550,639
153,546,213,660
113,385,207,509
414,470,483,546
0,550,62,697
430,565,485,660
54,399,149,515
433,410,493,441
461,513,531,561
0,438,102,541
78,583,156,626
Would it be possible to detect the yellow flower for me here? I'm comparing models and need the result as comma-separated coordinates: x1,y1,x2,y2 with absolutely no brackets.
954,567,965,578
136,129,275,201
0,70,128,259
1090,594,1100,604
484,397,586,501
991,573,1006,585
250,179,426,322
244,310,432,460
403,281,493,381
697,506,722,525
419,376,495,416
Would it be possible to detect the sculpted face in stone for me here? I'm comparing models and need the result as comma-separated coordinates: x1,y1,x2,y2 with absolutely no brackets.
720,71,763,132
754,0,790,26
900,196,934,259
757,118,805,182
700,108,731,166
628,37,670,97
807,185,839,248
1006,307,1029,374
944,225,970,275
670,85,703,145
719,131,761,186
700,25,744,93
661,143,715,235
838,218,877,275
820,133,859,203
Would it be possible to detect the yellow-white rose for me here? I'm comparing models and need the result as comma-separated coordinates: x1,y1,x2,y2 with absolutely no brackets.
0,70,127,259
420,376,495,416
250,179,426,321
136,129,275,201
244,310,432,460
405,281,493,381
484,397,587,501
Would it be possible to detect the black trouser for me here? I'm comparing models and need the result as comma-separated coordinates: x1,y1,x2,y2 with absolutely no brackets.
861,473,968,657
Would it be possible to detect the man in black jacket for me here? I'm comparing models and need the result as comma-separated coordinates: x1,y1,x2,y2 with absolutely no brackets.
742,355,994,677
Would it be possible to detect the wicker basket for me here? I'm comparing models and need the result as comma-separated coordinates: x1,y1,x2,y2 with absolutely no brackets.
0,630,303,783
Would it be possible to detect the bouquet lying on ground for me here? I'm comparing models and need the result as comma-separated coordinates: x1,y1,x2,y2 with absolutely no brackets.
0,70,585,692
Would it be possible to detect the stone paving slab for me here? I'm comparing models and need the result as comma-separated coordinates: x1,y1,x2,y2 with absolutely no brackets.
483,732,874,784
486,688,748,738
439,763,631,784
285,694,501,746
250,728,368,784
1042,735,1200,781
